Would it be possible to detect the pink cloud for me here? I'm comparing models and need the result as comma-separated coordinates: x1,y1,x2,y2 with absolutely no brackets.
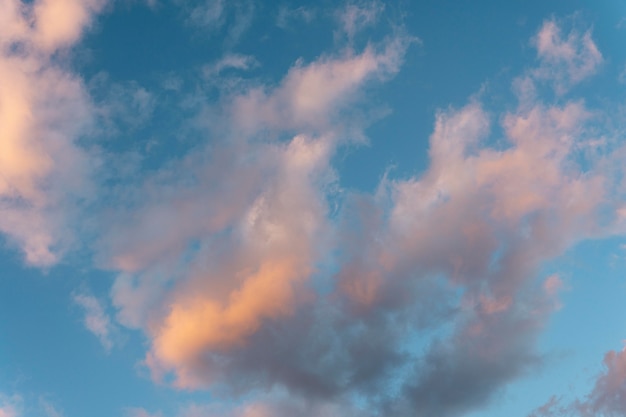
0,0,106,265
532,18,603,93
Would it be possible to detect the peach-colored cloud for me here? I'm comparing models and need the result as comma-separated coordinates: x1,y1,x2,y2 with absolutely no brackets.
0,0,106,265
143,135,333,387
98,15,626,417
102,37,413,394
33,0,107,51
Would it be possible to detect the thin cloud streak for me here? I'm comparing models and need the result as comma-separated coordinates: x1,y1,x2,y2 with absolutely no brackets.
73,292,117,352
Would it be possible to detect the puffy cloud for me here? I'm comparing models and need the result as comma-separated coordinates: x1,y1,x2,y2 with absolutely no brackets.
97,16,626,417
73,291,117,352
0,0,106,265
145,135,335,388
100,33,412,396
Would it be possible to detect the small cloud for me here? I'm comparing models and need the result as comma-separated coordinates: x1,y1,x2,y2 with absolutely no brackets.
337,0,385,41
187,0,225,29
532,18,603,94
124,408,162,417
618,64,626,84
72,291,117,352
39,398,63,417
203,54,259,79
276,5,316,29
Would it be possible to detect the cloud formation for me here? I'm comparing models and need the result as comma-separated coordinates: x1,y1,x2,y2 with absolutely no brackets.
0,0,105,265
532,17,603,93
91,16,626,417
3,4,626,417
73,291,117,352
529,346,626,417
0,394,21,417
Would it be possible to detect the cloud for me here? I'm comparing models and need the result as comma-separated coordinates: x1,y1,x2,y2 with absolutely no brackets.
337,0,385,42
532,18,603,93
529,347,626,417
276,5,316,30
577,347,626,415
3,6,623,417
230,34,412,134
184,0,254,45
91,15,626,417
73,291,117,352
39,398,63,417
125,408,162,417
0,0,106,265
0,394,21,417
186,0,225,28
202,54,258,79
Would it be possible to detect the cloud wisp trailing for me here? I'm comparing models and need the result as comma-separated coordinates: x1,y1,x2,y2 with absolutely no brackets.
73,291,117,352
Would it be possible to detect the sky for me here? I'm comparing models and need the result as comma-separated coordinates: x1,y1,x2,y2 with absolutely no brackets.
2,0,626,416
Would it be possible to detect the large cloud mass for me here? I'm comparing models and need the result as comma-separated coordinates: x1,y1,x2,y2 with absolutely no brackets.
2,3,626,416
99,17,624,417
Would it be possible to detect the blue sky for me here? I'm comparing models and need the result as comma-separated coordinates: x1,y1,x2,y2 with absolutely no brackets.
2,1,626,416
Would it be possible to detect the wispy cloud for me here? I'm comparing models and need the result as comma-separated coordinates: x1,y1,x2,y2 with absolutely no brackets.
73,291,117,352
336,0,385,42
532,17,603,94
528,346,626,417
276,5,316,30
39,398,63,417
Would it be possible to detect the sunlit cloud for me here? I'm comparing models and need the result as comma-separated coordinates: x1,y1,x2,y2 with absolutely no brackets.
2,3,626,417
